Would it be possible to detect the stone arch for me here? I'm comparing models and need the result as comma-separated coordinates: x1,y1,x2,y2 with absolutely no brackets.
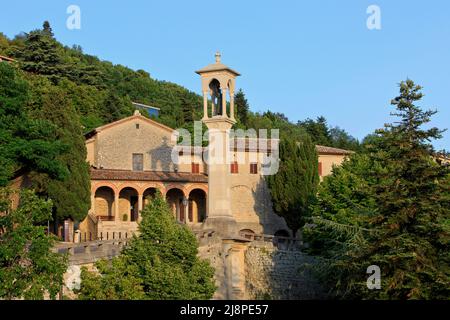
118,183,143,195
185,183,208,195
92,182,118,195
143,182,165,193
94,186,115,221
165,188,186,223
142,186,159,208
119,186,139,222
164,184,188,197
188,188,207,223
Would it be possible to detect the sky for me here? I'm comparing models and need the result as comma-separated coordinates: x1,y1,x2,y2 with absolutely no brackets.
1,0,449,150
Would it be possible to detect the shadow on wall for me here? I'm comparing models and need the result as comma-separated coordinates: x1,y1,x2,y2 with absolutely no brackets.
147,136,174,172
246,180,327,300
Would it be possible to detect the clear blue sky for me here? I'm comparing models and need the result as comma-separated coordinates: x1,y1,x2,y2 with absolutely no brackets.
1,0,449,150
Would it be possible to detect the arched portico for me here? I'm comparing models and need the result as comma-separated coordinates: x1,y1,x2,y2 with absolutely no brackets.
166,188,186,223
188,189,207,224
119,187,139,222
94,186,115,221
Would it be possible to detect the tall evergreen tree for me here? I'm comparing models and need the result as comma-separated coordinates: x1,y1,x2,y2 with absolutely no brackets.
298,116,332,146
307,80,450,299
181,96,195,124
16,22,63,82
42,20,54,37
234,89,250,126
267,135,319,236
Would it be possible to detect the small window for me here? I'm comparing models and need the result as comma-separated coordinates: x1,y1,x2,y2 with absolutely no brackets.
250,163,258,174
230,162,239,174
133,153,144,171
318,162,323,176
191,163,200,174
136,123,140,129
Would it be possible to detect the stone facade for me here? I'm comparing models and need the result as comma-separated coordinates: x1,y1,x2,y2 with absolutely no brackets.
71,54,354,300
78,54,352,240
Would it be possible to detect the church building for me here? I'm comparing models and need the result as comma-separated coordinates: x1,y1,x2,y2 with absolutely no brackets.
78,53,352,240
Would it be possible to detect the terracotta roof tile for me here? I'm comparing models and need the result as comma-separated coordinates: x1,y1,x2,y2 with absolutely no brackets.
316,145,354,155
90,168,208,183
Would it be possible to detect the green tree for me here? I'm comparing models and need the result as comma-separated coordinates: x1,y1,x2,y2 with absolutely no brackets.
0,62,67,186
27,75,91,222
298,116,332,146
329,126,361,151
0,188,67,300
306,80,450,299
181,96,195,124
235,89,250,126
42,20,54,37
0,32,9,55
267,135,319,236
16,22,64,82
78,192,216,300
101,90,133,123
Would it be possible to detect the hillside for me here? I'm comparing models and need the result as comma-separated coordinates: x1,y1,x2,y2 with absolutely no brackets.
0,22,360,150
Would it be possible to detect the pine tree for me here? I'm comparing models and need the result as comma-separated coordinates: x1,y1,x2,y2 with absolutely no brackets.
27,76,91,222
297,116,332,146
181,96,194,124
267,135,319,236
42,21,54,37
360,79,450,299
17,22,63,82
234,89,250,126
307,79,450,299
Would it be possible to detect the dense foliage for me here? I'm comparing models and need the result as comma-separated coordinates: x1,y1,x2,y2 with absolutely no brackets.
0,62,67,186
305,80,450,299
0,188,67,299
267,135,319,236
77,193,216,300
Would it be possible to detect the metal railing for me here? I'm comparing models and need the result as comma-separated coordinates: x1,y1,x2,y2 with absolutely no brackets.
73,231,132,243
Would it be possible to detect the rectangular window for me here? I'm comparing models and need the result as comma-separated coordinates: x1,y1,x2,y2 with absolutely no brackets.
191,163,200,174
250,163,258,174
318,162,323,176
230,162,239,174
132,153,144,171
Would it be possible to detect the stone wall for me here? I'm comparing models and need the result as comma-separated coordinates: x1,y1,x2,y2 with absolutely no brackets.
58,234,326,300
244,242,327,300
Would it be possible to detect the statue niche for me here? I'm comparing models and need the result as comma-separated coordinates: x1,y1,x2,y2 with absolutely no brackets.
209,79,223,116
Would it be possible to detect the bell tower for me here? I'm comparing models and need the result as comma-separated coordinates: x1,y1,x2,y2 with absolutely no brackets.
196,52,240,236
196,51,240,122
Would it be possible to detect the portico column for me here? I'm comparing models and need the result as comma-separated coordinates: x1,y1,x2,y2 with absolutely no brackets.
114,192,120,222
138,193,143,222
203,91,208,119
